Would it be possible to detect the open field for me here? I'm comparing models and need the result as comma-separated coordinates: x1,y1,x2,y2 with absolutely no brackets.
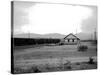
13,41,97,74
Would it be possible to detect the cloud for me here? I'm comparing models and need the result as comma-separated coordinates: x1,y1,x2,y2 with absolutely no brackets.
13,2,97,35
81,6,97,33
13,1,36,34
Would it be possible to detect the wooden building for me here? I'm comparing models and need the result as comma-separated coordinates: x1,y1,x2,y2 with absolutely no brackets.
60,33,80,45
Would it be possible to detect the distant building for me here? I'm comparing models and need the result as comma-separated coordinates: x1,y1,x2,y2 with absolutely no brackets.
59,33,80,45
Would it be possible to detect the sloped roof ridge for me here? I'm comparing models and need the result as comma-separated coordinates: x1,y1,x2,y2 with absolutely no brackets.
64,33,80,40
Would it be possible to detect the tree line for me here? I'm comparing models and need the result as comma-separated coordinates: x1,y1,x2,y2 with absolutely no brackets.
12,38,60,46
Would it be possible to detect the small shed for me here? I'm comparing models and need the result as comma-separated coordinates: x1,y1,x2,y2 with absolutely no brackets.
60,33,80,45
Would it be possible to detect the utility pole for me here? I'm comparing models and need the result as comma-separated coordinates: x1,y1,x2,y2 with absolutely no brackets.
94,28,97,40
28,26,30,38
76,24,78,35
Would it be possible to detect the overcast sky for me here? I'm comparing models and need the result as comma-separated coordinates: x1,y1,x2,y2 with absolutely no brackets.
13,1,97,35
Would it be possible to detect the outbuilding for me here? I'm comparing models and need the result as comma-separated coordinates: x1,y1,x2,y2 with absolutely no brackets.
60,33,80,45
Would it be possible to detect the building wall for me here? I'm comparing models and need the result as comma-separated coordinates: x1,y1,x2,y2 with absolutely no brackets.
64,38,79,45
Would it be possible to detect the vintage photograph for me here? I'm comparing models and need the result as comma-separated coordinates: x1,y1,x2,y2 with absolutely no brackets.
11,1,97,74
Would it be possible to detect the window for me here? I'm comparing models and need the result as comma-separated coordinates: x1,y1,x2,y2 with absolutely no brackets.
68,39,69,42
72,39,74,42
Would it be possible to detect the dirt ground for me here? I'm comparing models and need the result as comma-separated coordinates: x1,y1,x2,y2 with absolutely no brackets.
13,41,97,74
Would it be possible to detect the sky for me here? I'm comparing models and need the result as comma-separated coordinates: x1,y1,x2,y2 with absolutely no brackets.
13,1,97,35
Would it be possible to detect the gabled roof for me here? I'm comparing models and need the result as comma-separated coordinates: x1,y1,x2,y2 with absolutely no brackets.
64,33,80,40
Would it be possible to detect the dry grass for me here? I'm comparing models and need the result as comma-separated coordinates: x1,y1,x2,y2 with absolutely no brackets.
13,41,97,74
14,60,97,74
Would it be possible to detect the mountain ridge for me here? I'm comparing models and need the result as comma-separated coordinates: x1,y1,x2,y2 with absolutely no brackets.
13,32,93,40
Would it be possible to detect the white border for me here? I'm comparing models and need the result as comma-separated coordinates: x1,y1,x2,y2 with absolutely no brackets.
0,0,99,75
